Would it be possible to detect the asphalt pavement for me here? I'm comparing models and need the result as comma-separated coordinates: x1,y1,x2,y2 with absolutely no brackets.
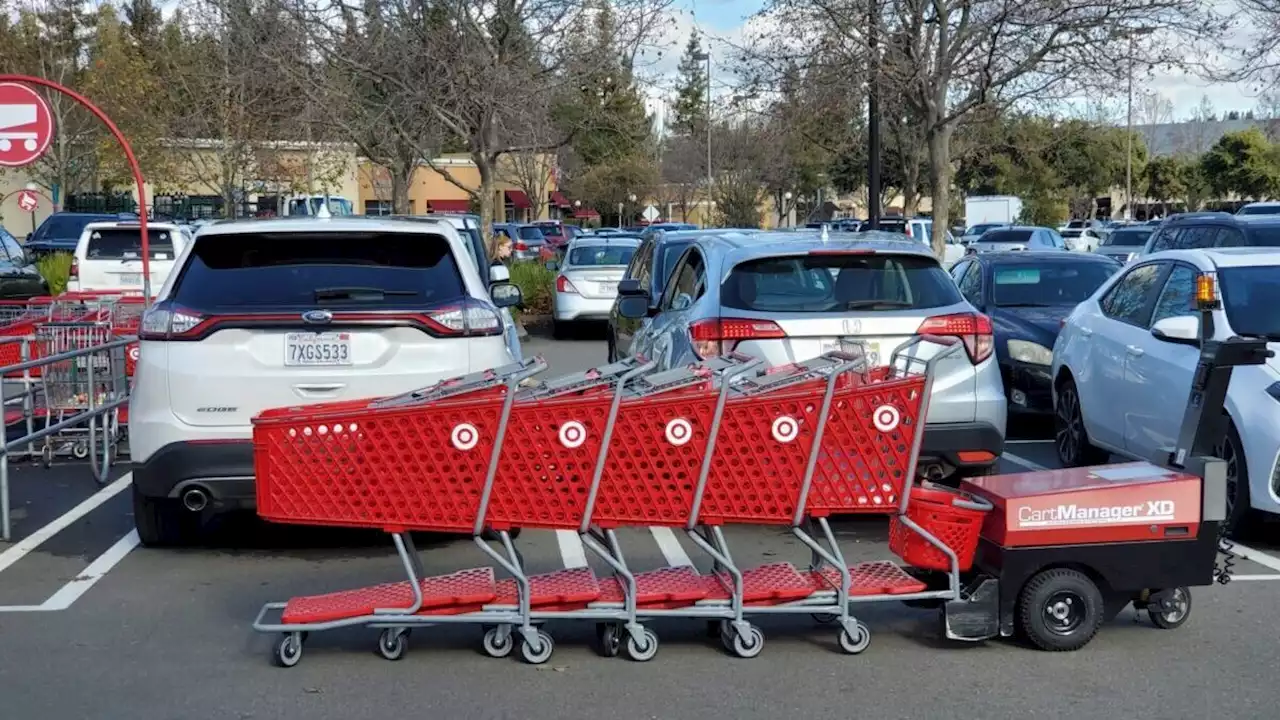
1,325,1278,720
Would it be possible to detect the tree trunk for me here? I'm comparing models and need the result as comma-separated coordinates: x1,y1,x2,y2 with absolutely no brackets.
389,161,413,215
475,155,495,240
927,123,954,259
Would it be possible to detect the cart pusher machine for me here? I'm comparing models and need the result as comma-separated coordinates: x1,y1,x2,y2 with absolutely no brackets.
252,339,984,667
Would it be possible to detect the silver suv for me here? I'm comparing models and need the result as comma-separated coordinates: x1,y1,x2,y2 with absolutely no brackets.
615,230,1006,479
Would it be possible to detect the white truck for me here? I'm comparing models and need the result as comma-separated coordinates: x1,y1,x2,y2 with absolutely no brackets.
281,194,355,217
964,195,1023,227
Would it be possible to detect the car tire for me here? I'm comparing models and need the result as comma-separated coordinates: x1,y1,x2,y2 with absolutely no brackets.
552,320,568,340
606,337,617,363
132,484,198,547
1054,378,1108,467
1216,422,1252,535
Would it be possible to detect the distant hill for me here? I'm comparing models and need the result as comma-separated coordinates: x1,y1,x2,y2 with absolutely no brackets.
1133,118,1280,156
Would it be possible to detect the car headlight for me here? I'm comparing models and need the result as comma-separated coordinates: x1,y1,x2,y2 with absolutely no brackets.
1007,339,1053,365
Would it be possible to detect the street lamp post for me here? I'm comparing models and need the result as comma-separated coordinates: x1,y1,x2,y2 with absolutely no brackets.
1125,35,1135,222
693,50,712,196
783,191,793,227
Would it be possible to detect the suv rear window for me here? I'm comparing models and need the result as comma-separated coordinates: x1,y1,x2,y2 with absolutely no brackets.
1244,227,1280,246
569,245,637,266
171,232,465,311
87,227,176,260
517,227,544,241
1102,228,1152,247
979,229,1034,243
721,254,962,312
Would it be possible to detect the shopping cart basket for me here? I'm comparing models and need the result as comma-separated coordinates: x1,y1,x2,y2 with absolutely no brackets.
250,340,989,666
36,321,128,464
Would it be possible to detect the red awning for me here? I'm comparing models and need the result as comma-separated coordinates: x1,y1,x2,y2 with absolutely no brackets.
572,208,600,219
428,199,471,213
549,191,571,208
504,189,532,209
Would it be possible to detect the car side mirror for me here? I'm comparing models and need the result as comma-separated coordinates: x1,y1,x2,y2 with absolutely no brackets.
489,281,522,308
617,278,644,296
1150,315,1199,346
617,294,650,319
489,264,510,283
545,260,559,271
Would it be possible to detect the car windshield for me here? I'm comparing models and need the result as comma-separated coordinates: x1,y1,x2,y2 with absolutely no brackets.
1061,230,1082,238
967,224,1002,235
86,227,177,260
171,232,465,312
1220,266,1280,338
568,244,637,266
979,229,1034,244
991,262,1119,306
536,224,564,236
1101,228,1152,247
720,254,962,312
517,227,545,241
1237,205,1280,216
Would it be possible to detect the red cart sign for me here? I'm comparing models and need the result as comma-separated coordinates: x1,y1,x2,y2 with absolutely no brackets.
0,83,53,168
16,189,37,212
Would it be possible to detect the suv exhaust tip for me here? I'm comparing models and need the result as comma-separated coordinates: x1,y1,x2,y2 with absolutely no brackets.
181,487,209,512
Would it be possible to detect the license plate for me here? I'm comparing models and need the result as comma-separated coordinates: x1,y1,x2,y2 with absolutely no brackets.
820,339,881,366
119,273,142,285
285,332,352,366
598,282,618,294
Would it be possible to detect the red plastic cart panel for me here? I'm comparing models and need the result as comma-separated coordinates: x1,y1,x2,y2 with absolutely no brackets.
804,561,928,596
488,567,602,607
593,566,714,606
280,567,497,624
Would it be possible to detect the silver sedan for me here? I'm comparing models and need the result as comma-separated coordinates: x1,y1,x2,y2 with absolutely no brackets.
551,235,641,338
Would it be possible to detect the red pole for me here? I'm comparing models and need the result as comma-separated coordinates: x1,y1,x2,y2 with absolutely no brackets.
0,74,151,306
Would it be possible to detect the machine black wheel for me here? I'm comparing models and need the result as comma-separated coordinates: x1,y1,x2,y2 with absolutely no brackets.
132,485,199,547
1149,587,1192,630
377,628,409,661
520,630,555,665
1055,379,1109,468
837,622,871,655
1018,568,1104,652
1215,424,1251,535
274,633,303,668
624,627,659,662
482,626,515,658
595,623,622,658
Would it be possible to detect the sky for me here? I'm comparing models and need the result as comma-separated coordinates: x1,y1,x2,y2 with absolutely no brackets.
645,0,1269,127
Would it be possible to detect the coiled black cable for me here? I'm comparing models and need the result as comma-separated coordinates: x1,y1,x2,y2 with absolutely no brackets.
1215,525,1235,585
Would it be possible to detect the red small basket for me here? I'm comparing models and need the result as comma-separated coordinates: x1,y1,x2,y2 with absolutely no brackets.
889,483,989,572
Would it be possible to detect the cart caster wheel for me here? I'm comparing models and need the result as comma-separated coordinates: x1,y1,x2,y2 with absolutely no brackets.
730,625,764,659
273,633,303,668
811,613,838,625
71,441,89,460
520,630,554,665
41,444,52,468
377,628,409,661
624,627,659,662
838,622,871,655
1149,587,1192,630
482,626,515,658
595,623,621,658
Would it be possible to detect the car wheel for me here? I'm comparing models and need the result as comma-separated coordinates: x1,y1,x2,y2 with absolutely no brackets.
132,484,199,547
1054,378,1108,467
607,337,617,363
552,320,568,340
1215,422,1251,535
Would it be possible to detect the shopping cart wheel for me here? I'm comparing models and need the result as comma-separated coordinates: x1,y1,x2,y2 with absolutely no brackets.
729,625,765,659
41,443,53,468
624,627,659,662
520,629,555,665
273,633,304,668
838,622,871,655
377,628,409,661
71,441,89,460
595,623,622,658
482,626,515,658
811,613,839,625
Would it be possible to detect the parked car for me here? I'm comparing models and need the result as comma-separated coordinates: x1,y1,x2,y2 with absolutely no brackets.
1052,247,1280,531
0,227,46,299
1236,201,1280,216
1094,224,1154,264
967,226,1068,254
534,221,571,251
854,216,965,266
949,252,1121,416
550,235,642,338
1060,226,1104,252
644,222,699,231
68,221,189,293
493,223,548,261
615,229,1006,480
1137,212,1280,259
960,223,1007,245
24,211,137,258
128,216,523,546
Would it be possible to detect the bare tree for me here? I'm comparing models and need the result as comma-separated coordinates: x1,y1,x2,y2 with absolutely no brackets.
656,134,703,222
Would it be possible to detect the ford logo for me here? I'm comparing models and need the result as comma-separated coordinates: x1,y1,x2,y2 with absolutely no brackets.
302,310,333,324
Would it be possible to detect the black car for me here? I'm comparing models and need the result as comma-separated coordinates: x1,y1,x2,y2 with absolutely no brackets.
949,251,1121,415
1138,212,1280,259
25,211,137,258
0,227,47,299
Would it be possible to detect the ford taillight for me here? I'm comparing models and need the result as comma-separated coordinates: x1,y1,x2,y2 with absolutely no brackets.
916,312,994,364
137,300,503,341
688,317,786,359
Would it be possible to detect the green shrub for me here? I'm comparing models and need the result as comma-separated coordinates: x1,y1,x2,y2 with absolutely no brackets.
507,260,555,317
36,253,73,295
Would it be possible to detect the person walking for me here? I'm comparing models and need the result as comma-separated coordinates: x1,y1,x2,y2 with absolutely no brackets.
488,233,513,266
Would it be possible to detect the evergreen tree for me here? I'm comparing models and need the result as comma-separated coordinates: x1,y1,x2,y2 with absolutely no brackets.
671,31,707,137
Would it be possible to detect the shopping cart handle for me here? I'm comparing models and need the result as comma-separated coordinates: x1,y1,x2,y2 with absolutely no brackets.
951,493,993,512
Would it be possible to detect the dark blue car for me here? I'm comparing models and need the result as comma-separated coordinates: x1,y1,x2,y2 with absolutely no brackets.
25,211,137,257
948,251,1121,415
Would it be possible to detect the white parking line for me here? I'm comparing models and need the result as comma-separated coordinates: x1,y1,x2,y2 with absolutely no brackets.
41,530,140,610
0,473,132,575
1006,439,1054,445
554,530,588,568
1002,453,1049,472
1229,574,1280,582
650,527,694,567
1226,541,1280,574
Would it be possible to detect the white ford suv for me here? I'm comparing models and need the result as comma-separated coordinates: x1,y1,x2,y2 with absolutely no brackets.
129,216,523,545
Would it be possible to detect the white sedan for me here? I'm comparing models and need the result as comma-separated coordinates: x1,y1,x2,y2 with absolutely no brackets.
1051,247,1280,530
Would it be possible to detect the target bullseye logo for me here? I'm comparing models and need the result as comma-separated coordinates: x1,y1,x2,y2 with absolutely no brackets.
665,418,693,446
559,421,587,448
771,415,799,443
451,423,479,451
873,405,901,433
128,346,140,361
